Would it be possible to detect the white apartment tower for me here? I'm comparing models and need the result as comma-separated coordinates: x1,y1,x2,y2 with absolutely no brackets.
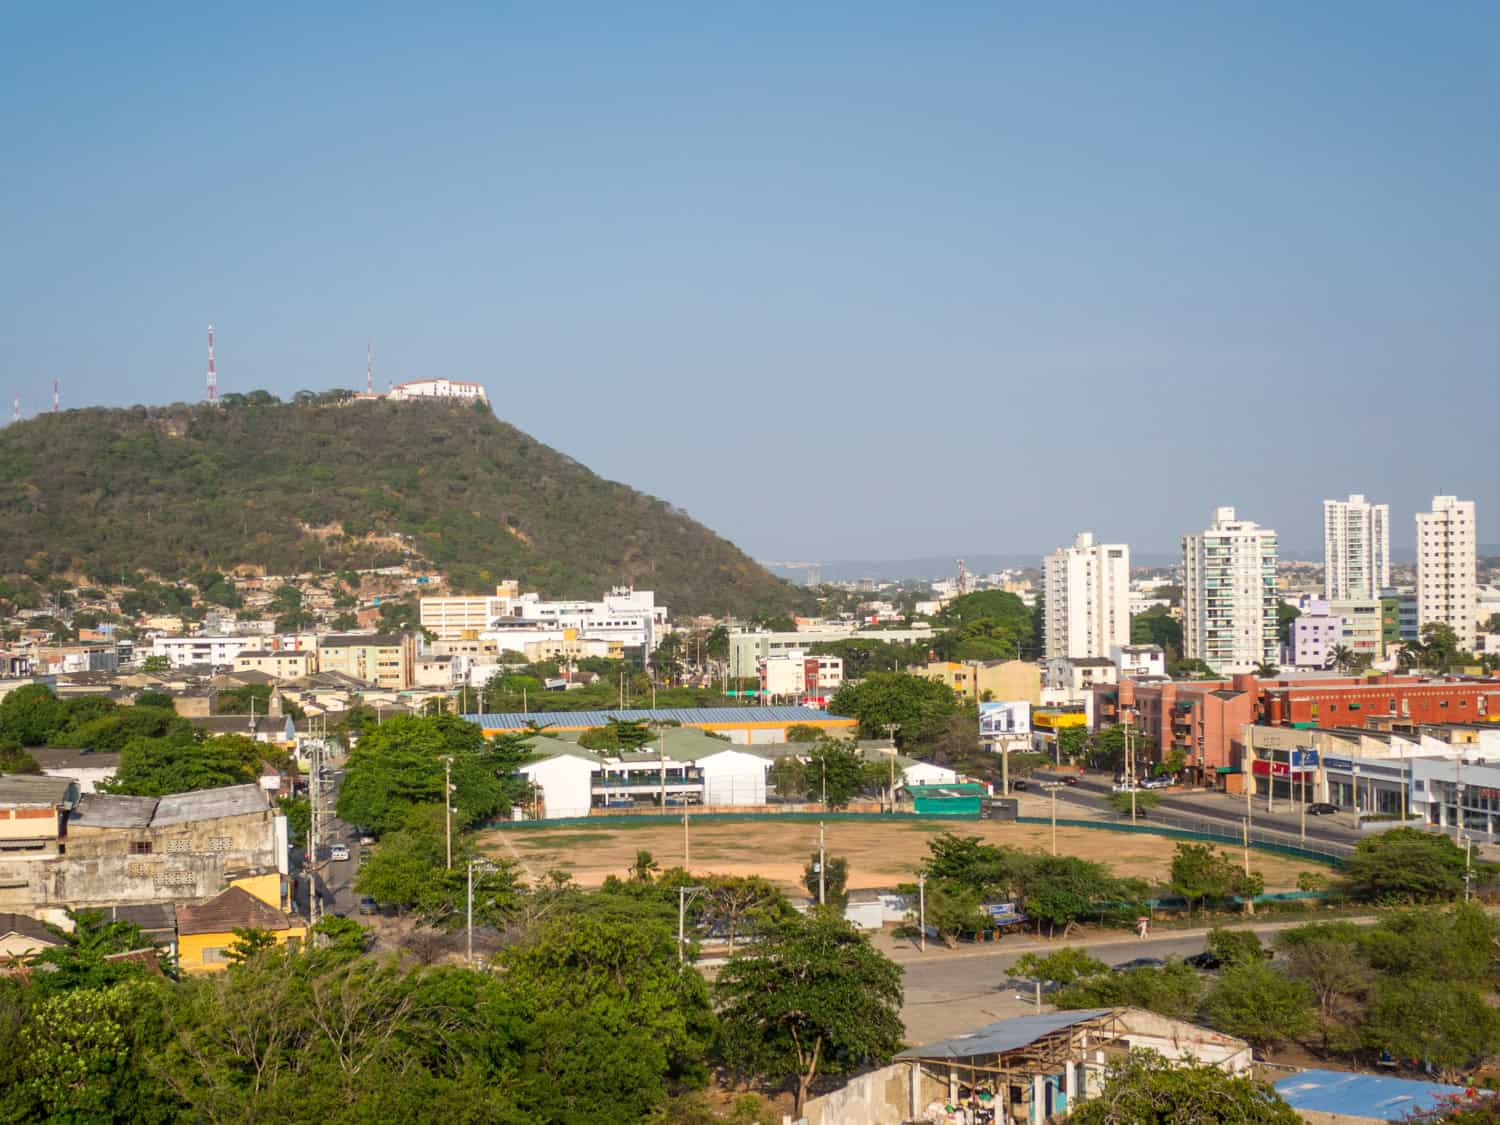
1323,494,1390,600
1043,532,1131,660
1415,495,1477,652
1181,507,1279,674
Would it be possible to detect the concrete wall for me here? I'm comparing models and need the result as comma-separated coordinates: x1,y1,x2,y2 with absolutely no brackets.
0,810,284,921
802,1063,946,1125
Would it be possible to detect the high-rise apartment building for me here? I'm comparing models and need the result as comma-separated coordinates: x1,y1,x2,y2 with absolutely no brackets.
1043,532,1130,660
1181,507,1279,674
1323,494,1390,600
1415,495,1477,652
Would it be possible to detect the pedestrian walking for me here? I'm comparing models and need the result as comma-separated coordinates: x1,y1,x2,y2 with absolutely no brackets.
1136,916,1149,940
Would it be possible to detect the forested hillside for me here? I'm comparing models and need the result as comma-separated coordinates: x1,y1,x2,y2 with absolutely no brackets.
0,395,806,616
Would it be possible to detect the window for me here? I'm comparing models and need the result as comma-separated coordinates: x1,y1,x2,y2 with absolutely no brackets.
129,841,153,855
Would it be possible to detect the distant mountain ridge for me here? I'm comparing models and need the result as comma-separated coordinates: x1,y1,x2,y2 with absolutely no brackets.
0,397,805,617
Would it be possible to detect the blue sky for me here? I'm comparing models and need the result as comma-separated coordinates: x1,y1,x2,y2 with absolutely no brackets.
3,4,1497,562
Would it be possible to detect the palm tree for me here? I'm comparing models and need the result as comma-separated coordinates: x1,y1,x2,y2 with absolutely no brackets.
1326,645,1356,674
1396,641,1426,673
1253,661,1280,677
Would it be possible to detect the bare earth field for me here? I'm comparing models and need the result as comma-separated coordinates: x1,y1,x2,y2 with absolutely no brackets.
482,818,1329,894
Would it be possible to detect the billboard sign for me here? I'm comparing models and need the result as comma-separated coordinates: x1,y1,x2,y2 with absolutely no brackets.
980,701,1031,739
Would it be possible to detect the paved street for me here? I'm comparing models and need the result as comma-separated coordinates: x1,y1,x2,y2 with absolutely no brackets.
880,917,1368,1044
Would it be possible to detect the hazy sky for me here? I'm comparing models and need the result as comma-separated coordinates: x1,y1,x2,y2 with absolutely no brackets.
4,4,1497,561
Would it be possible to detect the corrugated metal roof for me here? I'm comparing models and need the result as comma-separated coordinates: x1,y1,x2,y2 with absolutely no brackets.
152,784,269,826
895,1010,1112,1061
70,793,158,828
0,775,78,806
1273,1069,1479,1120
464,706,851,729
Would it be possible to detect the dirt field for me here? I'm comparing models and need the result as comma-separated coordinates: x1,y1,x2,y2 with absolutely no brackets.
481,817,1329,894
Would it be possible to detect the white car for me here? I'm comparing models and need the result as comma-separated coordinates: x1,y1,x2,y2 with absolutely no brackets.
329,843,350,862
1111,781,1137,794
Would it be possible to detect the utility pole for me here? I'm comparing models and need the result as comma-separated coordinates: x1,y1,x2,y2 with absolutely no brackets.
683,804,690,871
917,873,926,952
1127,725,1137,824
443,756,453,870
306,737,322,931
466,859,475,965
818,822,826,906
1241,816,1251,877
1043,782,1062,855
677,884,706,964
882,722,900,811
659,725,667,809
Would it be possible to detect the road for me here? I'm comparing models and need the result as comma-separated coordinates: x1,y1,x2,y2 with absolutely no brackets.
289,763,363,920
1031,771,1362,852
888,917,1354,1044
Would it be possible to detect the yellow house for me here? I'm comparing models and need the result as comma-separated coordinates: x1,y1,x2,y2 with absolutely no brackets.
175,886,307,973
910,660,1042,704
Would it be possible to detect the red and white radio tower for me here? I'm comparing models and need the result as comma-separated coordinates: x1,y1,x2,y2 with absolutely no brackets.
52,380,59,414
366,340,373,395
206,324,217,402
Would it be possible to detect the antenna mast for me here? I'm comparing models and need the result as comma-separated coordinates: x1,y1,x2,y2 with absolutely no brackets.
11,395,18,424
206,324,217,401
52,380,59,414
956,558,969,596
366,340,373,395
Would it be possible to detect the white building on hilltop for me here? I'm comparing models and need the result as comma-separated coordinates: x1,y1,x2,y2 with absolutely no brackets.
1043,532,1130,660
480,586,668,660
386,378,488,403
1323,494,1390,600
1182,507,1279,674
1416,495,1478,652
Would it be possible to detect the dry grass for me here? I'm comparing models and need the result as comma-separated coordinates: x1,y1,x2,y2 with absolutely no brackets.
481,817,1329,893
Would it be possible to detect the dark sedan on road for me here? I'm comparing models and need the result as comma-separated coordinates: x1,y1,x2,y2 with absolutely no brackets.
1306,802,1339,815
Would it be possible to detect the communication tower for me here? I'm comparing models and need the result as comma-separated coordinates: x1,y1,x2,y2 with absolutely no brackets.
206,324,217,401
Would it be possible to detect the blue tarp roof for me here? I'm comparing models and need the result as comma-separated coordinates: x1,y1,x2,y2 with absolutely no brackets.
1274,1069,1479,1120
464,706,848,729
895,1010,1112,1061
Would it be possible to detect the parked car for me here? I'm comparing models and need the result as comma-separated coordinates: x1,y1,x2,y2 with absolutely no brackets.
1113,957,1165,972
358,897,378,915
1111,781,1137,793
1061,776,1079,786
359,834,376,847
1307,802,1338,815
1184,951,1222,971
1011,780,1028,792
329,843,350,861
1140,776,1171,790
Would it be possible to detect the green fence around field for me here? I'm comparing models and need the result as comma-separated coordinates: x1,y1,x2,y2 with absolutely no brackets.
484,810,1346,866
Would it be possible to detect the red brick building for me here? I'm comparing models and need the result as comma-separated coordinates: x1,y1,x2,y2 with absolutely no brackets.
1093,673,1500,784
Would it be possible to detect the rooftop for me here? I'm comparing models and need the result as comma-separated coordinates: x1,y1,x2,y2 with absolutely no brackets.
1273,1069,1481,1122
0,774,78,807
69,793,160,828
176,886,296,935
29,747,122,771
152,784,270,826
0,912,61,947
319,634,406,649
896,1010,1112,1061
465,706,852,730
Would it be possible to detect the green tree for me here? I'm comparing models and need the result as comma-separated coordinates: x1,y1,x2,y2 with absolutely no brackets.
1342,828,1472,903
0,741,40,774
140,654,172,674
767,756,809,799
715,912,903,1114
1170,843,1236,915
783,723,823,743
1053,961,1203,1021
1275,922,1371,1049
28,911,155,998
225,927,278,966
336,714,533,835
276,795,310,848
1070,1049,1301,1125
1202,961,1315,1048
0,682,65,745
827,671,959,747
805,739,867,809
803,852,850,910
918,881,990,942
1011,947,1110,988
1205,927,1265,967
922,832,1031,899
1107,790,1163,816
103,732,269,796
353,818,521,929
1361,978,1500,1082
1021,855,1146,938
700,875,793,951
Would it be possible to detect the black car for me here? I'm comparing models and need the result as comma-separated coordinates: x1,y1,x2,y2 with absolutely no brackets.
1011,780,1028,792
1185,951,1222,970
1113,957,1165,972
358,896,378,915
1307,802,1338,815
1062,776,1079,786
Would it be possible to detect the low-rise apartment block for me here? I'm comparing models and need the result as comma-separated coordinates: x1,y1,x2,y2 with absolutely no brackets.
233,649,317,679
316,633,416,690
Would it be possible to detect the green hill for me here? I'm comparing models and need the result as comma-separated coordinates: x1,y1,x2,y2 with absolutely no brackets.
0,395,807,617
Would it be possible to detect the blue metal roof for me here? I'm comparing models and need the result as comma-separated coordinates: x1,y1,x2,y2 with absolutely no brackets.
463,706,850,729
895,1010,1113,1061
1274,1069,1479,1120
